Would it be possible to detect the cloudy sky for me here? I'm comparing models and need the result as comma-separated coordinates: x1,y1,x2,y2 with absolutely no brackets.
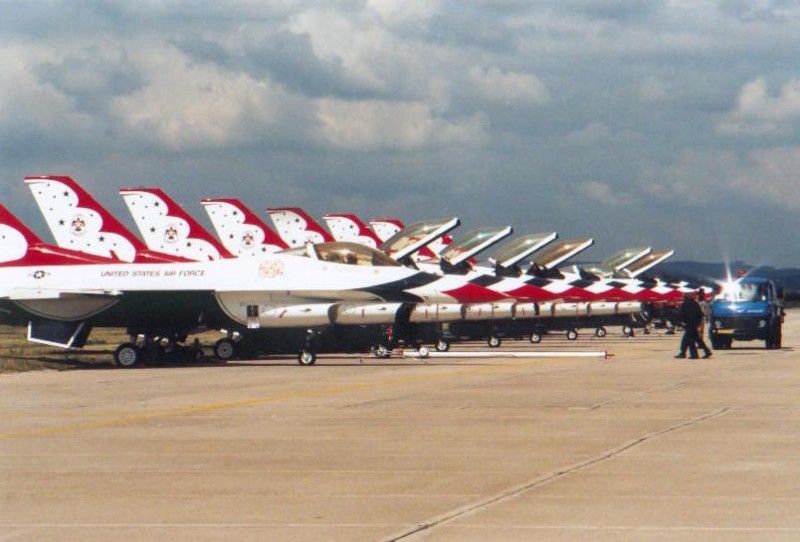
2,0,800,265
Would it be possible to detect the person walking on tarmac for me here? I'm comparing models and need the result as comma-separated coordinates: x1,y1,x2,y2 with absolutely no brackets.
675,292,704,359
695,288,713,359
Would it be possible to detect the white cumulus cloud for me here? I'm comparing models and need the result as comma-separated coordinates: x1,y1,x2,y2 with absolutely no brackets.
468,66,549,105
717,77,800,135
110,47,289,150
315,99,487,150
367,0,442,26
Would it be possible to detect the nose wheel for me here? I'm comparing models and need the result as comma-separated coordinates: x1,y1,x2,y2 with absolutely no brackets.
372,344,390,358
297,350,317,365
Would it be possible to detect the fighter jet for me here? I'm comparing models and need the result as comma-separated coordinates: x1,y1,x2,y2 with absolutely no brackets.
11,182,505,365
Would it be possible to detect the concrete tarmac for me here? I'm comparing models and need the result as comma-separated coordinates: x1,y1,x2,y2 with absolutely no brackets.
2,314,799,541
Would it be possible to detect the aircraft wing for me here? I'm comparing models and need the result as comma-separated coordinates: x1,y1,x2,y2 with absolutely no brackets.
2,288,122,300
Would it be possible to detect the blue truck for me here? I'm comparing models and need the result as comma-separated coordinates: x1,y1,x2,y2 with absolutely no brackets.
709,277,784,350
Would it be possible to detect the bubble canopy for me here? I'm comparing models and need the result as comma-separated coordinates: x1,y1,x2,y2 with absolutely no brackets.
440,227,512,265
380,218,459,260
491,232,557,268
281,242,400,267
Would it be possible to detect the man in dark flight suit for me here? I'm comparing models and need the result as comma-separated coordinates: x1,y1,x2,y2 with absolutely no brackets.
675,292,703,359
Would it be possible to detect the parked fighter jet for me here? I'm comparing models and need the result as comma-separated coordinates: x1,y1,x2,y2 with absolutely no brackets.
14,181,505,366
307,212,686,332
121,186,506,355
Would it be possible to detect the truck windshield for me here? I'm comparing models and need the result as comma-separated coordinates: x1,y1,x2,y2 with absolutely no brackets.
715,282,768,302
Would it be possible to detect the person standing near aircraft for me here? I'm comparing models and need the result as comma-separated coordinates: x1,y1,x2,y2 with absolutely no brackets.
695,288,713,358
675,292,703,359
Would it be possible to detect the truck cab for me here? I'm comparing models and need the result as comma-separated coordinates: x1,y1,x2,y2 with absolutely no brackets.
709,277,784,349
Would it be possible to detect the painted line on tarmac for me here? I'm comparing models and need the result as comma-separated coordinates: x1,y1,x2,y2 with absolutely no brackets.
382,406,732,542
0,355,582,441
404,350,608,359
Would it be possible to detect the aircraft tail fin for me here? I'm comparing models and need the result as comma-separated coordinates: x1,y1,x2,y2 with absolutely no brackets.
201,198,289,256
24,176,151,262
369,218,404,242
427,234,453,256
0,203,115,266
119,187,233,261
24,176,187,263
322,213,382,248
267,207,335,247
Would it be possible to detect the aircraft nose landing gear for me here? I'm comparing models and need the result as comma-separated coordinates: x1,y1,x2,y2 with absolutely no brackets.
297,350,317,365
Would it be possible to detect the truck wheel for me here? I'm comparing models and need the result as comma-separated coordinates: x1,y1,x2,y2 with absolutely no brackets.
435,339,450,352
487,335,502,348
566,328,578,341
529,332,542,344
595,327,607,338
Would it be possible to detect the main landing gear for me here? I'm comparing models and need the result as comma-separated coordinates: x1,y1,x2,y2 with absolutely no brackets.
113,343,141,368
213,338,237,361
113,333,204,368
